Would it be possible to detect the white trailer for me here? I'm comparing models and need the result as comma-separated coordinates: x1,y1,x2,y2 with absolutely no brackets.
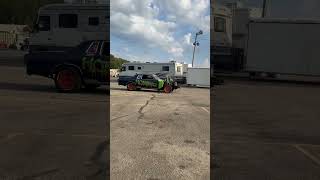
119,62,186,77
245,19,320,76
29,3,108,51
186,68,210,87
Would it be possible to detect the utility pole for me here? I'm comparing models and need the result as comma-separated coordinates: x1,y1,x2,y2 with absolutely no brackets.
262,0,268,18
192,30,203,67
211,0,215,48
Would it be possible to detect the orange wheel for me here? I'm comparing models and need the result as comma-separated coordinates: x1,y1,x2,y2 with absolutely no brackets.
163,84,172,93
127,83,136,91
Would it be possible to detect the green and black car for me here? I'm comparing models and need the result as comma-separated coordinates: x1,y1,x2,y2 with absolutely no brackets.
126,74,178,93
24,40,108,92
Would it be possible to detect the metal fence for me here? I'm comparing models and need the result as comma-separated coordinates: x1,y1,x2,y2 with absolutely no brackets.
0,31,17,48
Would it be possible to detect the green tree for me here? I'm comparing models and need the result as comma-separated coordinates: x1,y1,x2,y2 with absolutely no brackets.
110,54,129,69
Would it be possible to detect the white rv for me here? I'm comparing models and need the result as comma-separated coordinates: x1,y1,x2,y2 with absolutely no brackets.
119,62,186,77
211,4,233,47
30,3,108,51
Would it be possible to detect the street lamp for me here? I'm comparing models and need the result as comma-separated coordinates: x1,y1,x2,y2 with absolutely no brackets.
262,0,269,18
191,30,203,67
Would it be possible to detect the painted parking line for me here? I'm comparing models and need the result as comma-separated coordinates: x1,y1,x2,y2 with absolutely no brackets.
111,103,146,106
294,144,320,166
201,107,210,113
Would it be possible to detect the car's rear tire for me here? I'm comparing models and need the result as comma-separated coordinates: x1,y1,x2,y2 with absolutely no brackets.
127,82,136,91
163,84,173,93
54,67,82,92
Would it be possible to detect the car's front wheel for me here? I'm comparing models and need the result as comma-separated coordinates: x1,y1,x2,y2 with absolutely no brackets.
127,82,136,91
54,67,82,92
163,84,173,93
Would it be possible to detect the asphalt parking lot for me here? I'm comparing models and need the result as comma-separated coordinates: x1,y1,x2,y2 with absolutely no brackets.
110,82,210,180
212,77,320,180
0,56,108,179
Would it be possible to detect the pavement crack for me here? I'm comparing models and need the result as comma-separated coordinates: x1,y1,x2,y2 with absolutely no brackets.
88,141,109,177
111,114,129,122
138,94,156,120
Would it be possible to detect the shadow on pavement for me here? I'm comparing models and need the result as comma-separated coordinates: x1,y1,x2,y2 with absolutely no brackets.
0,82,109,95
110,87,166,93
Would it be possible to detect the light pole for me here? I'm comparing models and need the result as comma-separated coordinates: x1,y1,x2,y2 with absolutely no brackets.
191,30,203,67
262,0,269,18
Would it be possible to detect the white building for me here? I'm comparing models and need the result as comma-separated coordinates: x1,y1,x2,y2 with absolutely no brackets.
0,24,31,49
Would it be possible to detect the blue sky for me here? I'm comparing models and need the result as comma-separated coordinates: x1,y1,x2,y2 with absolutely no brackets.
110,0,210,67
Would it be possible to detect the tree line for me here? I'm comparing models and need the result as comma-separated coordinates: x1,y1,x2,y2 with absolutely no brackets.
110,54,129,69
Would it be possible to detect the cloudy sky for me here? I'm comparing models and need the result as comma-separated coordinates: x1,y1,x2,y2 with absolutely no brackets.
110,0,210,67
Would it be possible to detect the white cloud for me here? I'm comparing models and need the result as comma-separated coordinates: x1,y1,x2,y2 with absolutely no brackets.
111,0,209,61
195,57,210,68
183,33,192,46
111,0,184,57
154,0,210,32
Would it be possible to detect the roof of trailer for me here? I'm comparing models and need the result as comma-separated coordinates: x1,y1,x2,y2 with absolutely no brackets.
123,62,177,65
250,18,320,24
39,3,108,11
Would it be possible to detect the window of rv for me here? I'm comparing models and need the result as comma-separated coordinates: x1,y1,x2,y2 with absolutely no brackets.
137,66,142,70
59,14,78,28
38,16,50,31
121,66,126,71
162,66,169,71
177,66,181,73
89,17,100,26
214,17,226,32
128,66,135,70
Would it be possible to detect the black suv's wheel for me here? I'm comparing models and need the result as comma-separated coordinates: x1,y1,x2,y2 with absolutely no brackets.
54,67,82,92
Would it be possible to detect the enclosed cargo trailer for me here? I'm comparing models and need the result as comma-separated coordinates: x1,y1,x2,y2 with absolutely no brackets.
186,68,210,87
245,19,320,76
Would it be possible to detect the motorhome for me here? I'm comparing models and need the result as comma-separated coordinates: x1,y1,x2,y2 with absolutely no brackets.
29,3,108,51
119,61,191,83
211,4,233,47
119,62,186,77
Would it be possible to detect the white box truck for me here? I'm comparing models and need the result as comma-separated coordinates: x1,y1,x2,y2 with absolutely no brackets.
186,68,210,87
245,18,320,77
29,3,108,52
